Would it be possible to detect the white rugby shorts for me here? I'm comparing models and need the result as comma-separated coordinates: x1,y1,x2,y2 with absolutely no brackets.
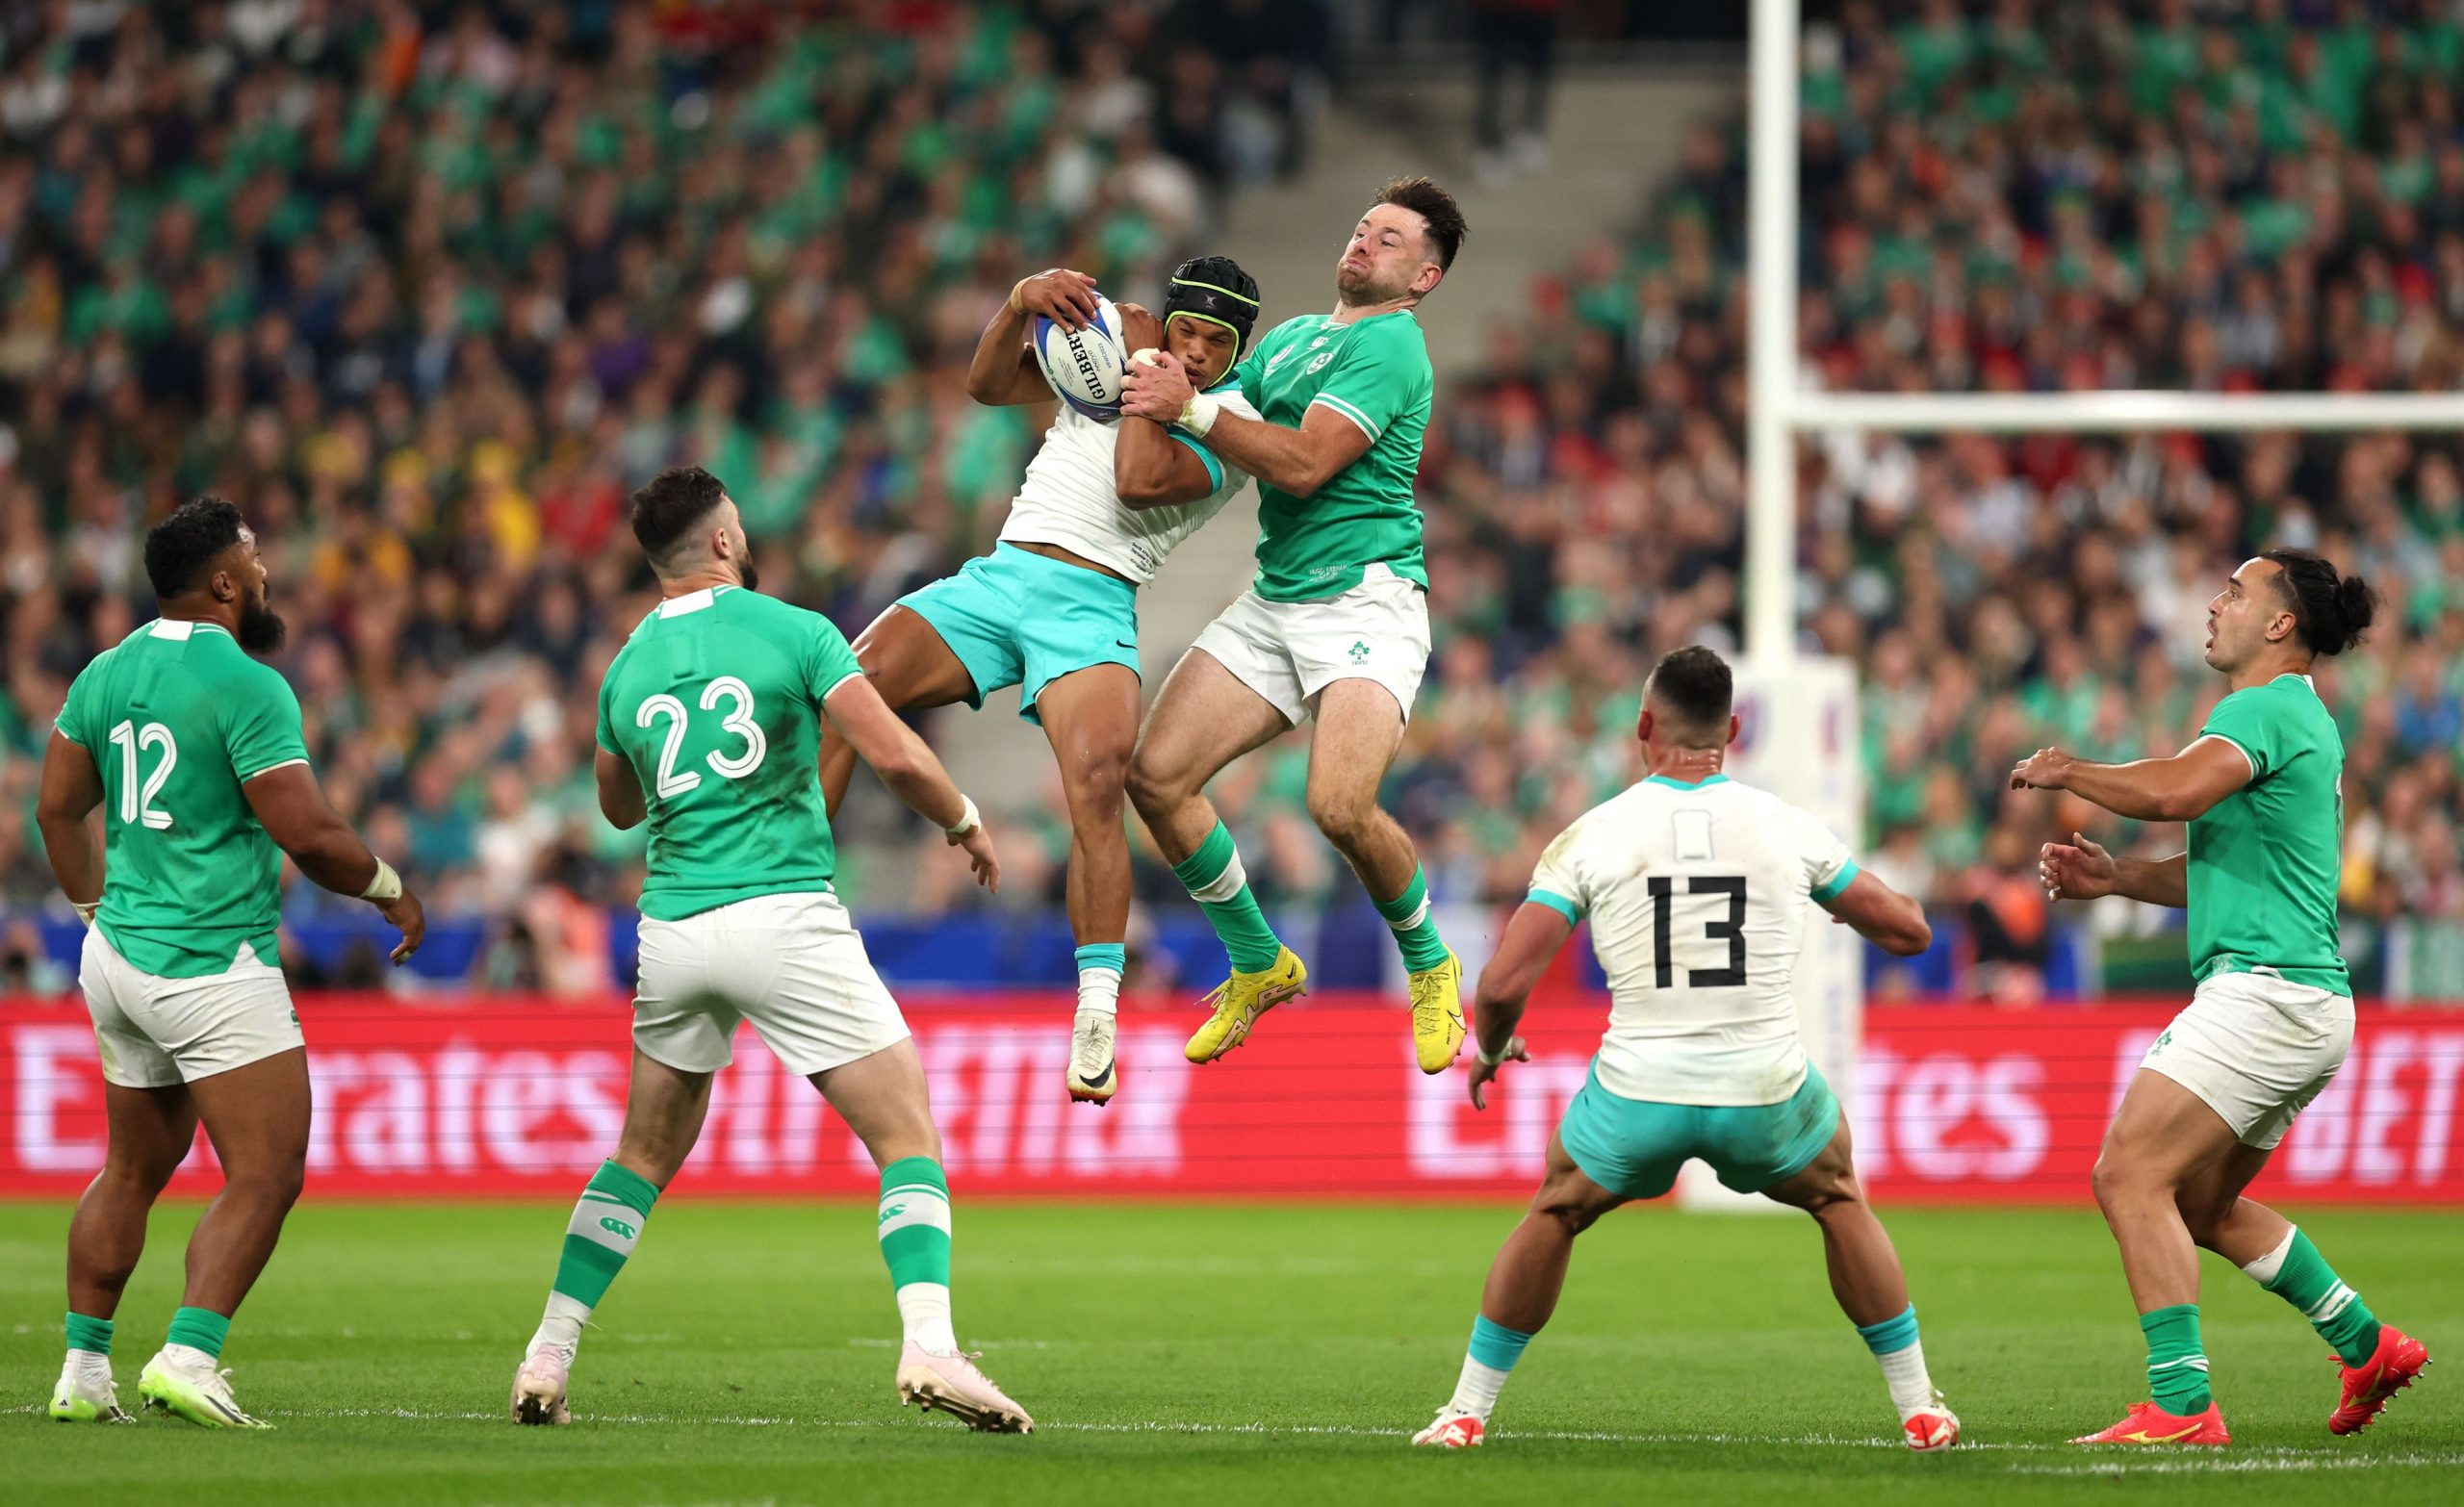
631,891,910,1077
80,930,301,1088
2140,968,2354,1150
1189,564,1431,726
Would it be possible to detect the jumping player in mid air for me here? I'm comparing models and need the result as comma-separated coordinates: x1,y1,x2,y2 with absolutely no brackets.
510,467,1032,1433
818,257,1266,1107
1414,648,1958,1451
2017,550,2429,1445
40,497,426,1428
1119,176,1469,1074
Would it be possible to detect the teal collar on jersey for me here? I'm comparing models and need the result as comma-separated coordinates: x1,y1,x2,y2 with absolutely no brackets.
1644,773,1730,790
149,619,230,641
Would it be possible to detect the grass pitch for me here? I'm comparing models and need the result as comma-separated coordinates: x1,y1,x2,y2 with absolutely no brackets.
3,1200,2459,1505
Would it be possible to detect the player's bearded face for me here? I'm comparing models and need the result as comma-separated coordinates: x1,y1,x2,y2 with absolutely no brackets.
732,524,759,593
238,579,287,653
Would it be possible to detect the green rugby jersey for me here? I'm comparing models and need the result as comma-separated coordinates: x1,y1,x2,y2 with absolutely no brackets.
2188,673,2350,995
54,619,309,978
1234,309,1432,601
596,586,863,923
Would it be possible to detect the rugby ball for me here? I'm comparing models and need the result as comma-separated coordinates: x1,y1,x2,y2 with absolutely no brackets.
1033,295,1127,421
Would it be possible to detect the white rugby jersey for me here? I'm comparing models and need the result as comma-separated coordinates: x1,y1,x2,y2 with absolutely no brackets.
1527,773,1859,1108
996,378,1257,585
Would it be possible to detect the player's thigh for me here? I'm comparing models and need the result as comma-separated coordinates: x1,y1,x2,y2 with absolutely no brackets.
812,1036,939,1168
100,1080,199,1188
1304,678,1407,821
2097,1067,2246,1194
1760,1088,1864,1213
1034,662,1142,809
2172,1137,2275,1239
888,558,1031,706
185,1047,311,1188
851,602,982,709
1532,1127,1629,1230
614,1047,715,1184
1131,640,1293,799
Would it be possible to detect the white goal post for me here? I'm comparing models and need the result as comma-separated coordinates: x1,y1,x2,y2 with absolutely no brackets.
1680,0,2464,1211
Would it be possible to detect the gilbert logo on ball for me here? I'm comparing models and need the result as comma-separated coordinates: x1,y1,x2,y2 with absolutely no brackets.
1034,294,1128,421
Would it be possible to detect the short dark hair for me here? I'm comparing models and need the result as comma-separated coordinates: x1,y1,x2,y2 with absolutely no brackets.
1373,175,1466,272
1646,645,1733,733
630,466,727,564
144,496,246,600
2259,549,2376,656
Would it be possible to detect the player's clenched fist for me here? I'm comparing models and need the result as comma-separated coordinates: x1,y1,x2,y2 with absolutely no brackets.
1120,344,1194,422
2010,745,2074,791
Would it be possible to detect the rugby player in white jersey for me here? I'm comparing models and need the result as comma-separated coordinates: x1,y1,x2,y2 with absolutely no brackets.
1413,648,1961,1452
817,259,1264,1106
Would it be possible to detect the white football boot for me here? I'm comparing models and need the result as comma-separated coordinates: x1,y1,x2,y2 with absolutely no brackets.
48,1357,134,1423
895,1342,1034,1433
1065,1009,1117,1105
509,1341,574,1425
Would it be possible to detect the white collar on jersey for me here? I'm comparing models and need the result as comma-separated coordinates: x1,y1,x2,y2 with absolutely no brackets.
656,585,736,618
148,619,230,641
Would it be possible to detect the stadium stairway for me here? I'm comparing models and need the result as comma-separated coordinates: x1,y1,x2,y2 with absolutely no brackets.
888,63,1729,853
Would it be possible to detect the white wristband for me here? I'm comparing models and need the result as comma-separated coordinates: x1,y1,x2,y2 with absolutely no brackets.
361,857,403,902
946,795,982,837
1176,392,1220,437
1476,1034,1523,1067
72,899,99,928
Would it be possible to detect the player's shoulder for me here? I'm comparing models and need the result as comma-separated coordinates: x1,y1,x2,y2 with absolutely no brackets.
1257,314,1322,348
1357,309,1432,360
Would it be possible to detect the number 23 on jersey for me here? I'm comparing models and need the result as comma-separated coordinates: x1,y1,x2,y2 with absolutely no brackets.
634,676,767,801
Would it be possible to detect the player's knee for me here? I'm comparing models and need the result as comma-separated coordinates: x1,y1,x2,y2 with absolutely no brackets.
2089,1152,2157,1212
228,1159,305,1212
1125,751,1187,823
1304,784,1374,848
102,1150,184,1200
1061,745,1132,822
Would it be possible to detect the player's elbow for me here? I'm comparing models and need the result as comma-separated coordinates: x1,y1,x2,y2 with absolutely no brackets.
1116,469,1170,507
1878,902,1933,957
2149,787,2218,824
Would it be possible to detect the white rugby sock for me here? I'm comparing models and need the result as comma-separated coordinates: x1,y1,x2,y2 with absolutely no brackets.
529,1290,590,1357
1076,967,1122,1020
2238,1226,2297,1287
897,1283,958,1354
1447,1356,1512,1421
1877,1339,1938,1419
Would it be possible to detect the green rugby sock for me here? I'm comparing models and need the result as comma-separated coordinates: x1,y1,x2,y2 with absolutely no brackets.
1170,823,1285,973
2140,1304,2212,1414
1373,865,1450,972
545,1160,659,1328
2244,1227,2381,1367
165,1306,230,1362
64,1312,113,1359
879,1157,958,1352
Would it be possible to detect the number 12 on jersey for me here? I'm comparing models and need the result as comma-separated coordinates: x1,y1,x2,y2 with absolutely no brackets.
1647,874,1746,988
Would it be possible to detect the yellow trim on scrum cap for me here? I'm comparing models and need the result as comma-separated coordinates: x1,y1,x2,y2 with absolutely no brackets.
1168,275,1261,307
1166,310,1246,370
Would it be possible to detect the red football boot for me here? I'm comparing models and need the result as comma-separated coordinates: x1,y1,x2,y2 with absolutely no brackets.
2071,1400,2231,1445
2329,1325,2430,1436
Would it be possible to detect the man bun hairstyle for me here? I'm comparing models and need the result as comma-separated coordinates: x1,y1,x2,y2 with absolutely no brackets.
144,496,246,600
1647,645,1733,733
630,466,727,565
1373,175,1467,271
2260,549,2377,656
1166,255,1262,364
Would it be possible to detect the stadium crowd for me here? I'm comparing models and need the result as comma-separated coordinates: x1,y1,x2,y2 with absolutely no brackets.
3,0,2461,1002
1377,0,2464,998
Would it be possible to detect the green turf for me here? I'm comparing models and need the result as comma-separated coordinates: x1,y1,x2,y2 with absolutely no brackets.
3,1200,2459,1505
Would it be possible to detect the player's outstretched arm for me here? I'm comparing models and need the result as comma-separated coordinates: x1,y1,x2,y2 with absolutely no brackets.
821,674,1000,892
244,763,425,963
36,729,105,923
967,268,1098,407
2008,737,2248,824
1121,357,1370,498
1464,901,1574,1110
1817,871,1933,957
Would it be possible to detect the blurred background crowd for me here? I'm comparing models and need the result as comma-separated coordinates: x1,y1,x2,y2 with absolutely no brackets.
0,0,2457,1003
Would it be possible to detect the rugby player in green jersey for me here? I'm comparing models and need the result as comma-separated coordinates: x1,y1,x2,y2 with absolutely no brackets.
2015,550,2429,1444
507,468,1032,1433
1118,176,1471,1075
38,498,427,1429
